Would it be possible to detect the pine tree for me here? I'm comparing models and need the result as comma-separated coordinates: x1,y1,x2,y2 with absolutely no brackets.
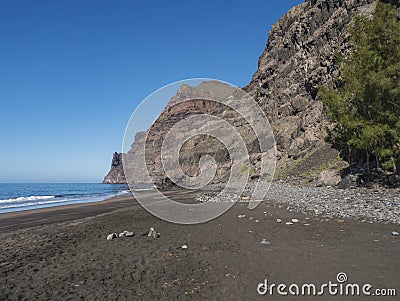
321,1,400,173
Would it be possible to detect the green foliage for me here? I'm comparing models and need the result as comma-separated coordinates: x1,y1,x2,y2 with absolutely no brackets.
249,166,255,176
238,164,249,175
238,164,255,177
320,2,400,172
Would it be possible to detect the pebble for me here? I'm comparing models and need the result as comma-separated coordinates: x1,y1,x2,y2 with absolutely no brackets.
392,231,399,236
304,223,310,226
291,219,299,223
148,227,155,237
106,233,117,240
181,245,188,249
255,220,259,223
286,222,294,225
147,227,160,238
260,239,271,245
276,219,282,223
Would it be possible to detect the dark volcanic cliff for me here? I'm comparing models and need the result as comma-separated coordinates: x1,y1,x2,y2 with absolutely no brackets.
104,0,399,184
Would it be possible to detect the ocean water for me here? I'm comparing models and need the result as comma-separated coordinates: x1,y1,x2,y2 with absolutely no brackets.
0,183,131,214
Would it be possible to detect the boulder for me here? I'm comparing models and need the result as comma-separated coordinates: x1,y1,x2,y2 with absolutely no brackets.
317,169,341,187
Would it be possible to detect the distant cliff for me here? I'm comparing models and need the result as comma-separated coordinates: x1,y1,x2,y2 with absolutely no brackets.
103,152,125,184
104,0,399,185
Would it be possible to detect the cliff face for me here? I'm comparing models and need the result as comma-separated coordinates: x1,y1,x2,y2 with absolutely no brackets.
104,0,398,185
245,0,378,159
117,81,273,186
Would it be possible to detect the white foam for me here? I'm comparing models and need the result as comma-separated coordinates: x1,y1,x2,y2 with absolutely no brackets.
0,189,132,211
0,195,55,204
0,198,68,209
116,190,131,195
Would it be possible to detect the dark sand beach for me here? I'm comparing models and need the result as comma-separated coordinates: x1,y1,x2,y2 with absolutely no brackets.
0,189,399,300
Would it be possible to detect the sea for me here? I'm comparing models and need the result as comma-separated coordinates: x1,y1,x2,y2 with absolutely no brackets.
0,183,132,214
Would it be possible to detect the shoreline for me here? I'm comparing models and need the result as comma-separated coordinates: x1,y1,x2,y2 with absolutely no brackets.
0,189,204,232
1,182,399,234
0,194,137,232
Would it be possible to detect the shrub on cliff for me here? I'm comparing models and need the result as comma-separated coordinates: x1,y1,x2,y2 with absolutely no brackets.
321,1,400,173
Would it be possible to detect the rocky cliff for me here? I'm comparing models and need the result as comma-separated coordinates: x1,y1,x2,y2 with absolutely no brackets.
103,152,126,184
117,81,274,186
245,0,380,160
104,0,399,185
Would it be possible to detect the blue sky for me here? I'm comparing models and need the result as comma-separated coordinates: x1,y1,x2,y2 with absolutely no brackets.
0,0,304,183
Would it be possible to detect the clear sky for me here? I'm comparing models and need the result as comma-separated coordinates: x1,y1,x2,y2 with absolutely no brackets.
0,0,304,183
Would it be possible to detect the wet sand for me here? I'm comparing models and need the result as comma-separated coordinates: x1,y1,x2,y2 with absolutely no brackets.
0,189,399,300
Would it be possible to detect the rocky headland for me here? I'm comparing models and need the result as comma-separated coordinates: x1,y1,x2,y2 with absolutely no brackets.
103,152,126,184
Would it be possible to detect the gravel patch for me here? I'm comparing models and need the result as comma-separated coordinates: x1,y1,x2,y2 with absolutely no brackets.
196,183,400,224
